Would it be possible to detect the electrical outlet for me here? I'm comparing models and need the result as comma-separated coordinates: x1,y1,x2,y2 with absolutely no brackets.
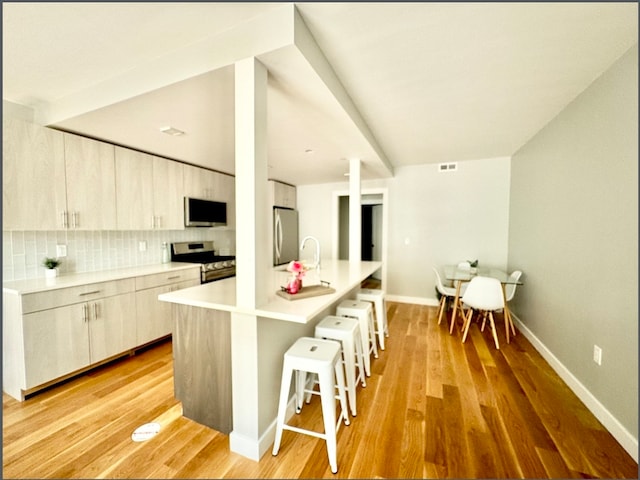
593,345,602,366
138,241,147,252
56,244,67,257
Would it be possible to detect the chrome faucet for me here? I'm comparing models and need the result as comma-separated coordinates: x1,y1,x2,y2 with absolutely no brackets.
300,236,321,272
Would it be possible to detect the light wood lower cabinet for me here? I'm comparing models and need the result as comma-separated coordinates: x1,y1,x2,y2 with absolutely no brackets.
22,302,90,389
22,292,136,389
135,270,200,346
2,266,201,402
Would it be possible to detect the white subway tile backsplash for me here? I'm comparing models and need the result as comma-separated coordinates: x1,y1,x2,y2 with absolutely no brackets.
2,229,235,282
11,232,25,255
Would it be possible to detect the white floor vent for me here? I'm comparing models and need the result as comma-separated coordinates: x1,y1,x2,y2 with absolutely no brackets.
438,162,458,172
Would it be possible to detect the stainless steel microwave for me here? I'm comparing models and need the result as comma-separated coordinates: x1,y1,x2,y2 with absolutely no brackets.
184,197,227,227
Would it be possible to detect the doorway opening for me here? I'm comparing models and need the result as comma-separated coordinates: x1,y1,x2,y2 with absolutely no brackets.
335,191,386,284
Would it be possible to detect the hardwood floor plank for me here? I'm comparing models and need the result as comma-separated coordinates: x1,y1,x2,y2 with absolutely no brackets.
398,408,425,479
480,404,524,478
536,446,582,479
442,384,472,478
424,395,446,471
484,364,549,477
3,303,637,479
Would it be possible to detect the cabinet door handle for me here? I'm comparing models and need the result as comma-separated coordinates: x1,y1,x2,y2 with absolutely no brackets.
79,290,101,296
61,211,69,229
151,215,155,229
92,302,98,320
156,216,161,229
82,304,88,323
167,275,180,280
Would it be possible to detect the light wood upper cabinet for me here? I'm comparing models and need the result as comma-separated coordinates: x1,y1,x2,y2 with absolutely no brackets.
271,180,296,209
183,164,218,200
152,157,184,230
116,147,186,230
2,118,67,230
64,134,117,230
115,146,154,230
217,173,235,229
183,164,235,229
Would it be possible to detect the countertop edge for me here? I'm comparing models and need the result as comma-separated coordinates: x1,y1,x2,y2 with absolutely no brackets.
3,262,201,295
159,261,382,324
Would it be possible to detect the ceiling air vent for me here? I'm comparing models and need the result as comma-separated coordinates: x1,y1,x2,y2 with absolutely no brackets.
438,162,458,172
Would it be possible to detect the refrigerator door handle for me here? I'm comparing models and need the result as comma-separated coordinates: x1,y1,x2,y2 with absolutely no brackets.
275,212,282,263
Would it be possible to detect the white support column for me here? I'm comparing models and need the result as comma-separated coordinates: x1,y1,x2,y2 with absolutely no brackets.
349,158,362,263
234,56,269,309
230,56,269,460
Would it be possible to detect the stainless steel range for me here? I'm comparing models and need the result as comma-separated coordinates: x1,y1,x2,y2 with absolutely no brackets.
170,241,236,284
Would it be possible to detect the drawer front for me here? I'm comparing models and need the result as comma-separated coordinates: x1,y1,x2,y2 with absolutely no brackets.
135,267,200,291
22,279,135,314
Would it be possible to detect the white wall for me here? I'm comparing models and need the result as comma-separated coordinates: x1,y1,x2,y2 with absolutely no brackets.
508,44,638,453
297,156,511,304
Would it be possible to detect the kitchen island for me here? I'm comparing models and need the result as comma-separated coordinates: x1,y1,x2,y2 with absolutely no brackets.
158,259,382,459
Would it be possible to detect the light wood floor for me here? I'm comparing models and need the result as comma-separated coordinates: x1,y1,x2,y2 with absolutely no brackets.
3,302,637,478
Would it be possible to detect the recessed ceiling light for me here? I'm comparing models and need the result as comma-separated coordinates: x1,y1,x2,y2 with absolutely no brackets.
305,149,314,154
160,126,185,136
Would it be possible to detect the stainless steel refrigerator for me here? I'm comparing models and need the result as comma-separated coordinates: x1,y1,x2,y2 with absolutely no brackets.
273,207,298,266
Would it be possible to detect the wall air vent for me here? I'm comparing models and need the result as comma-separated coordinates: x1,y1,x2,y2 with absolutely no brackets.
438,162,458,172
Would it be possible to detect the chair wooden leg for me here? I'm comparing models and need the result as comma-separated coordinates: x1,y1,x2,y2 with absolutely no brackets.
461,308,473,343
449,282,462,335
504,310,510,343
488,311,499,349
437,296,446,325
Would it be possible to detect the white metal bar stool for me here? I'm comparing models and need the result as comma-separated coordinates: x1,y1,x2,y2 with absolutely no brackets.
315,315,367,417
336,300,377,377
356,288,389,350
272,337,350,474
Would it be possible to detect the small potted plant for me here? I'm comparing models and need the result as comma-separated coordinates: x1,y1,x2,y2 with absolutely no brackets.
42,257,62,278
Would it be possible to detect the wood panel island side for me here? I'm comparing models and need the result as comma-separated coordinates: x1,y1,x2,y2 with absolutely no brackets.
158,260,382,457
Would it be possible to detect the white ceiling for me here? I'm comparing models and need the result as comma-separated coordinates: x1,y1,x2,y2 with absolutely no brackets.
3,2,637,185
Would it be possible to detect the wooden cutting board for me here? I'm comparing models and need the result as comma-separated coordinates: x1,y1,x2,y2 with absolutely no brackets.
276,284,336,301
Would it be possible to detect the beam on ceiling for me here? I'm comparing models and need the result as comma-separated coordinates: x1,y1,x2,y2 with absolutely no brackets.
292,6,394,179
36,4,297,126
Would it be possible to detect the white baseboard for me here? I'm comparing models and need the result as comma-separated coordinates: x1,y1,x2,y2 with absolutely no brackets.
230,397,297,462
512,313,638,462
386,294,438,306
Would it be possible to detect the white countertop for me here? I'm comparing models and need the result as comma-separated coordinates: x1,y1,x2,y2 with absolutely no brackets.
159,260,382,324
2,262,201,295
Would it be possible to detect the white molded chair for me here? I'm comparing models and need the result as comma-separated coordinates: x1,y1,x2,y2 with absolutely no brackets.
505,270,523,303
460,276,504,349
433,267,466,332
500,270,522,341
